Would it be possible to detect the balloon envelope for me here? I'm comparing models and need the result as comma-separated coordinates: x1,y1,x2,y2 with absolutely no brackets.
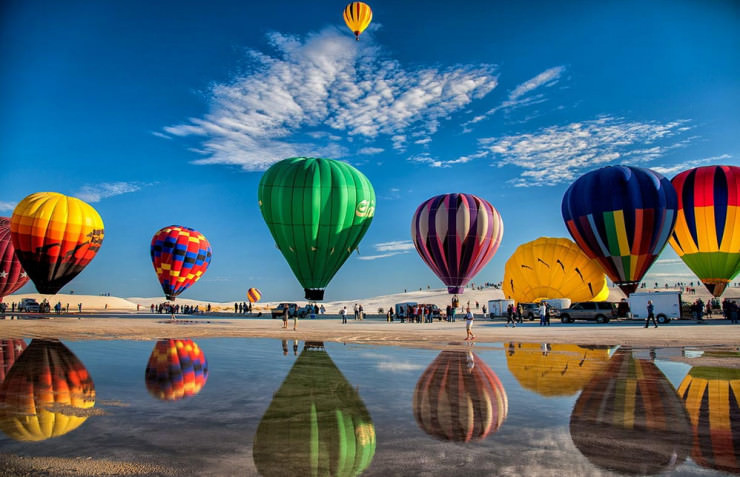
678,366,740,474
343,2,372,40
10,192,104,294
253,342,375,477
570,348,690,474
411,193,503,294
145,339,208,401
562,166,677,295
258,157,375,301
669,165,740,297
0,217,29,301
150,225,212,301
414,350,507,442
247,287,261,303
503,237,608,304
0,339,95,441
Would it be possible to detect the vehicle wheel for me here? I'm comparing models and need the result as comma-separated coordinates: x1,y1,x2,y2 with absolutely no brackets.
596,315,607,324
657,314,667,324
560,314,570,323
528,313,534,321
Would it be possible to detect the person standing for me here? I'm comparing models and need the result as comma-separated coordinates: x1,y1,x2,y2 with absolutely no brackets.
539,302,547,326
340,306,348,324
464,307,476,341
292,308,298,331
282,306,289,329
506,304,516,327
354,303,359,320
516,304,523,323
645,300,658,328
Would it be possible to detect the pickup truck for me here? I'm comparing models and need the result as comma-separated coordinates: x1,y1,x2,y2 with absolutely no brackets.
271,303,315,318
19,298,41,313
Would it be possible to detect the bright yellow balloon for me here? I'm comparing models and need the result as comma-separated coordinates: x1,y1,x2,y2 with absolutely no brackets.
343,2,372,41
503,237,608,303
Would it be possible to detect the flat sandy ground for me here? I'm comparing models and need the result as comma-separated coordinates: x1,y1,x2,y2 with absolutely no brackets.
2,313,739,349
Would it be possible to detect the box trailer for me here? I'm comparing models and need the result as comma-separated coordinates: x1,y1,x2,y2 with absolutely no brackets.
628,291,682,324
488,299,515,319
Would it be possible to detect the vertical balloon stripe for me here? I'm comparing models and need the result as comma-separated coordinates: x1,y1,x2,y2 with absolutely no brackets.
586,214,611,258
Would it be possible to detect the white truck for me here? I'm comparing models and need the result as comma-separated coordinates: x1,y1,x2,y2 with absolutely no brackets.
488,299,515,319
627,291,682,324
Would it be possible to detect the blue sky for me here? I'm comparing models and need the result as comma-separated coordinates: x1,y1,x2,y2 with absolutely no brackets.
1,0,738,302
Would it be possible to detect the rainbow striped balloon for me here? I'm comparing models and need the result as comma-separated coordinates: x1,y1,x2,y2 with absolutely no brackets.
669,165,740,297
150,225,212,301
411,193,503,294
247,287,261,303
562,166,678,296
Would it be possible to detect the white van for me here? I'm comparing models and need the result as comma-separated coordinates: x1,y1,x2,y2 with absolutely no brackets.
628,291,682,324
394,302,417,322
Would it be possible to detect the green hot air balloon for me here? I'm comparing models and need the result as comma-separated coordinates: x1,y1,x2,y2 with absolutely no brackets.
258,157,376,300
253,342,376,477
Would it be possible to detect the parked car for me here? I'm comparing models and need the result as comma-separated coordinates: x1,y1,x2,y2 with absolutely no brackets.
518,303,540,321
271,303,298,318
559,302,616,323
19,298,41,313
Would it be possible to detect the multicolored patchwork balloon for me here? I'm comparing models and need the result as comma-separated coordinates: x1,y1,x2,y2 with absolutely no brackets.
0,218,29,301
145,339,208,401
411,193,503,294
562,166,678,295
150,225,212,301
247,287,261,303
0,339,95,441
414,350,507,442
10,192,104,294
669,165,740,297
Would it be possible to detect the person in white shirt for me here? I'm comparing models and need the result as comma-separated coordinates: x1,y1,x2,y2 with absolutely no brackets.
465,308,476,341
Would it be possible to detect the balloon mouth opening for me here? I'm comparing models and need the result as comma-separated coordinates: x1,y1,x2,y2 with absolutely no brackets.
702,280,728,297
448,286,465,294
305,289,325,300
165,295,176,301
616,282,639,296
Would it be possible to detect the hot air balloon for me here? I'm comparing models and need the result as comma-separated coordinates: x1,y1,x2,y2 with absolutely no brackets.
0,218,29,301
503,237,608,304
343,2,372,41
150,225,212,301
678,365,740,474
9,192,104,295
411,193,503,294
0,339,26,384
0,339,95,441
253,342,375,476
562,166,678,296
570,348,690,474
669,165,740,297
145,339,208,401
505,343,611,397
413,350,507,442
247,287,261,303
258,157,375,301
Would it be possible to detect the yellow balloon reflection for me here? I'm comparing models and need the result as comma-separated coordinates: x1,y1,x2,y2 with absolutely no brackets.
0,339,95,441
253,342,375,477
414,350,508,442
678,365,740,474
505,343,611,397
570,348,691,474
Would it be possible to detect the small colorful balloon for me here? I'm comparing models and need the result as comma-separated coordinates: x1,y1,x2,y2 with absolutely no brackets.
247,287,261,303
150,225,212,301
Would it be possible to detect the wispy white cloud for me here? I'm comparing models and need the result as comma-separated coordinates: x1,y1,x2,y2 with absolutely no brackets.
358,146,384,155
471,116,691,186
652,258,684,266
356,240,415,260
0,201,17,213
74,182,151,203
651,154,731,176
465,66,565,128
163,28,497,169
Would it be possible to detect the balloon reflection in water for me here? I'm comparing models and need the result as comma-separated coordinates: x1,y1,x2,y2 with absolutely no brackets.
505,343,611,397
413,350,507,442
570,348,690,475
0,339,26,383
678,366,740,474
145,339,208,401
0,339,95,441
253,342,375,477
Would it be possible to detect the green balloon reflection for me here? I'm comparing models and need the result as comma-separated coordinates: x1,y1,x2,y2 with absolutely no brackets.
253,342,375,476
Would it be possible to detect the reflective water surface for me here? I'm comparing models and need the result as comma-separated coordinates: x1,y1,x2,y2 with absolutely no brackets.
0,338,738,476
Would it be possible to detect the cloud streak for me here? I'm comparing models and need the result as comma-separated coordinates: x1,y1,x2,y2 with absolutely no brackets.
357,240,415,260
162,28,497,169
74,182,149,203
0,201,17,213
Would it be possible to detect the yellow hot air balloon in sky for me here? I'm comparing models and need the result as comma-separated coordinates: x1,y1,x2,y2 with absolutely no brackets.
343,2,372,41
503,237,609,304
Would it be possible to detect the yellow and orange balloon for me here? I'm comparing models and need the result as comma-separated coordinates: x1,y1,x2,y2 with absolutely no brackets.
10,192,104,294
247,287,261,303
343,2,372,40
